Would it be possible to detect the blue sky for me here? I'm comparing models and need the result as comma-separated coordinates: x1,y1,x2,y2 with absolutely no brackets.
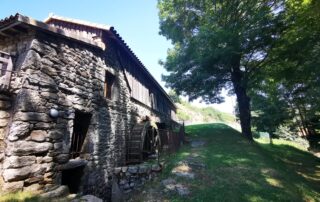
0,0,235,113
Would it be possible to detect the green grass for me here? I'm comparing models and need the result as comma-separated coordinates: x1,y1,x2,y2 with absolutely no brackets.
135,123,320,202
0,191,40,202
176,101,235,123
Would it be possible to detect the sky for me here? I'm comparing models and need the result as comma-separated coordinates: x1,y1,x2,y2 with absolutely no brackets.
0,0,235,113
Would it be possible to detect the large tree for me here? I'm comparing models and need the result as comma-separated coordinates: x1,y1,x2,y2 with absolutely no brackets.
158,0,284,140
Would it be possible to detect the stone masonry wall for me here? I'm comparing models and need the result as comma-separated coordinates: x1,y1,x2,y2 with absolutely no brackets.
0,94,12,190
0,28,175,200
0,31,135,199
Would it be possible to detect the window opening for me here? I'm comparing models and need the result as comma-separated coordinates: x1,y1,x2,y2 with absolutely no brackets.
70,111,92,158
104,71,115,99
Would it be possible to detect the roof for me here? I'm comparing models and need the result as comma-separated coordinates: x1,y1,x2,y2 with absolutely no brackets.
44,14,176,109
0,13,176,109
44,13,112,31
0,13,105,49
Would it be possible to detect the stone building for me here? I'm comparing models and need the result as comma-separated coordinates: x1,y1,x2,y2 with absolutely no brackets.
0,14,177,199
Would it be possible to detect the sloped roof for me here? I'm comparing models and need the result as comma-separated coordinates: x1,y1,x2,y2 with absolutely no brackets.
0,13,176,109
44,14,176,108
0,13,105,49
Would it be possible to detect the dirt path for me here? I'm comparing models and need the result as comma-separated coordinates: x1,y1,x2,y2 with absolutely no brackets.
128,140,207,202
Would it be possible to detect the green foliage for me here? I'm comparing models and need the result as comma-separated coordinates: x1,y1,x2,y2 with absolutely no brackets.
158,0,282,101
168,90,181,103
176,100,235,123
249,0,320,148
158,0,285,140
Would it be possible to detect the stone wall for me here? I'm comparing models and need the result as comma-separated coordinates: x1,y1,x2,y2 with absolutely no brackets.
0,30,136,198
0,94,12,190
0,28,175,200
112,163,162,195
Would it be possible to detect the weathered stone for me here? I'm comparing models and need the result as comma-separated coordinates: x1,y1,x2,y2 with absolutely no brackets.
7,121,30,141
24,183,43,192
176,184,190,196
41,185,69,198
0,100,11,110
0,128,5,139
34,122,52,129
53,142,69,153
37,156,53,163
21,49,42,70
139,165,147,174
80,195,103,202
30,130,47,142
58,159,87,170
119,179,127,186
54,154,69,164
41,92,58,100
128,166,138,174
0,94,11,101
114,167,122,174
0,153,4,161
8,141,52,155
48,130,64,140
3,166,34,182
14,112,52,122
3,156,36,169
0,119,8,127
2,180,24,192
42,64,58,77
0,111,10,118
41,162,54,172
121,166,128,173
24,176,43,185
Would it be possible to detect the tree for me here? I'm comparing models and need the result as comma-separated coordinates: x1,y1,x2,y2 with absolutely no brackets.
158,0,284,140
259,0,320,148
168,90,181,103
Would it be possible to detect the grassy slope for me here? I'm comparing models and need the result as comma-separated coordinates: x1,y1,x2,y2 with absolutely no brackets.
143,123,320,202
176,101,236,124
184,124,320,201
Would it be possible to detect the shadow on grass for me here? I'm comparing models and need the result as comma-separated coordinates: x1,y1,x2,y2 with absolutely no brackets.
180,123,320,202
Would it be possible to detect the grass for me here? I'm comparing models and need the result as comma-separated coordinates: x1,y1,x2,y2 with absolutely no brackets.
0,191,40,202
176,101,236,123
132,123,320,202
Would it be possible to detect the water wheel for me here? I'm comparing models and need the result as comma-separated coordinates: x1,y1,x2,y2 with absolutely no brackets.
126,121,161,164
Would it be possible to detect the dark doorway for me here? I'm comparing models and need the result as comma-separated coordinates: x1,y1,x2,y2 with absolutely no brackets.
70,111,92,158
61,166,84,193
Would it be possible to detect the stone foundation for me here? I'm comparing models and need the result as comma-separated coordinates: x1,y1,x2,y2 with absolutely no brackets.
113,163,162,194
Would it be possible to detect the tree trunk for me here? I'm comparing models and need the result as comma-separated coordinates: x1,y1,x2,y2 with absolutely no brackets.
231,62,253,141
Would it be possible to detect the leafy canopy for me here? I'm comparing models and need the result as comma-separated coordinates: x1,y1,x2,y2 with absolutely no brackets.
158,0,283,103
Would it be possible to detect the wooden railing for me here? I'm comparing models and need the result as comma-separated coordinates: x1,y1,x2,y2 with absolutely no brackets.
0,51,13,92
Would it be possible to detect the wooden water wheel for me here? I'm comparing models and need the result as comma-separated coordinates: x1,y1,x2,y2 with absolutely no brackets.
126,121,161,164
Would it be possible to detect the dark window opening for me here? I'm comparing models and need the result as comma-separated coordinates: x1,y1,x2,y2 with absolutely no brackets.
104,71,115,99
70,111,92,158
0,62,7,76
61,166,84,193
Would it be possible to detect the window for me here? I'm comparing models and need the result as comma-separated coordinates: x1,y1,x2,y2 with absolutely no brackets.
104,71,115,99
70,111,92,158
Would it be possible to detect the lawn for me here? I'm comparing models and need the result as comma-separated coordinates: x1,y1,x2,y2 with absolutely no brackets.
132,123,320,202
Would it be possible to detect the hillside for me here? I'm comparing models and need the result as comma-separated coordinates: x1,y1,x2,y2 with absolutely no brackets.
130,123,320,202
175,101,236,125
